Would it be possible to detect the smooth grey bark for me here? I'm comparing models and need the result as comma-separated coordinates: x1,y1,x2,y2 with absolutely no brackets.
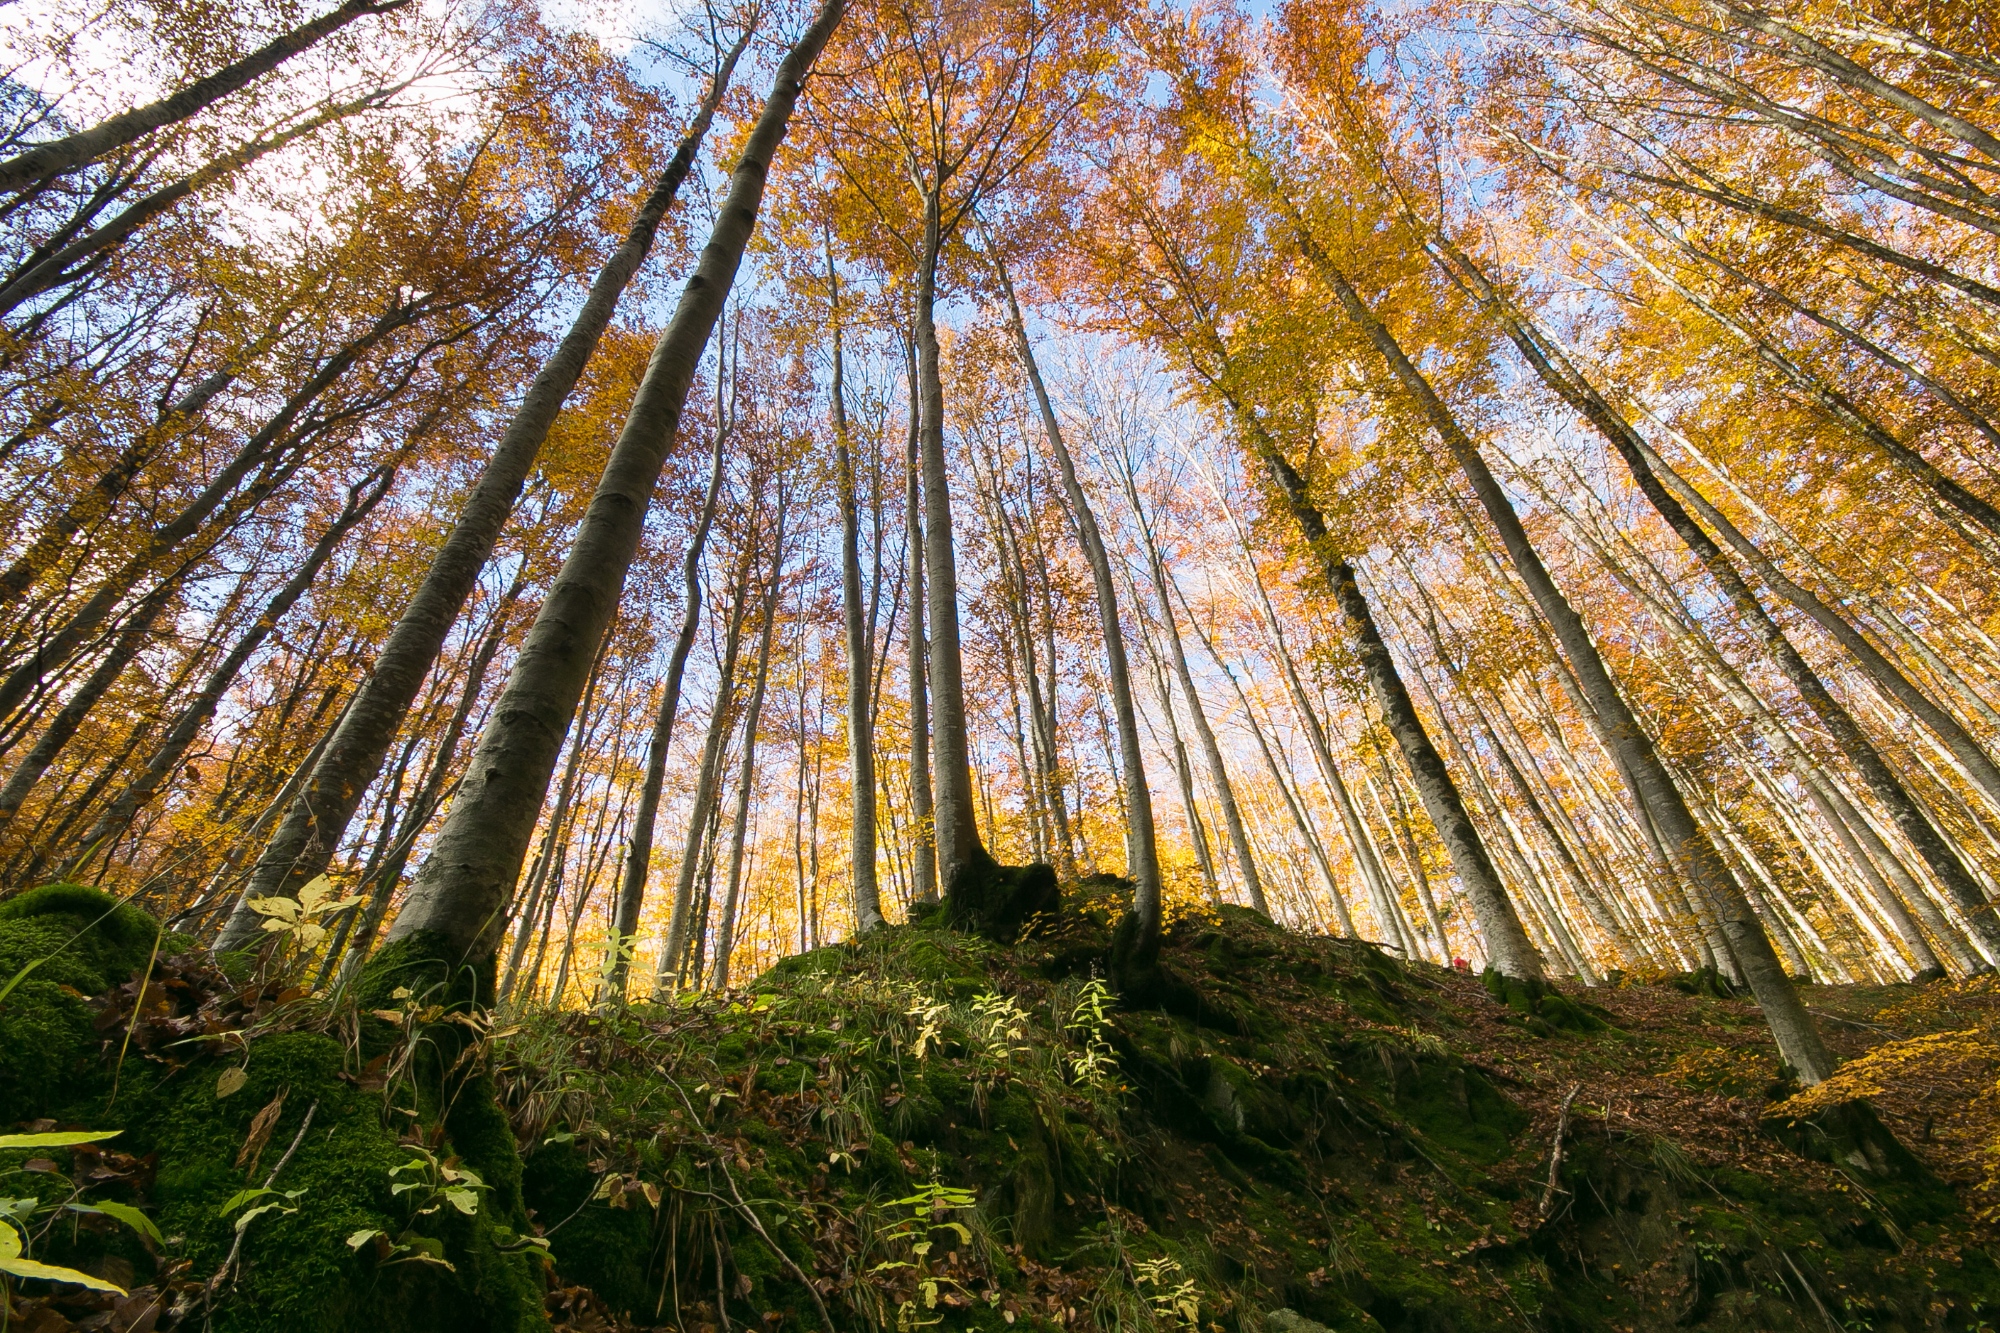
1638,437,2000,814
1133,597,1219,898
1305,236,1828,1080
711,504,787,988
499,634,612,1003
903,334,937,905
214,29,754,954
0,89,402,317
1181,577,1355,936
1719,3,2000,164
912,197,982,900
1217,384,1546,977
1213,498,1370,933
1560,482,1961,978
1434,237,2000,970
658,521,760,990
0,0,408,193
606,387,730,996
1113,459,1267,915
993,250,1160,951
0,320,285,614
372,0,845,965
969,439,1072,873
829,284,884,932
65,467,393,854
1591,218,2000,544
329,569,525,989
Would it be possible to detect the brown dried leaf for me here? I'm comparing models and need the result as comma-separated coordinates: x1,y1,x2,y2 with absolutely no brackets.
235,1088,287,1174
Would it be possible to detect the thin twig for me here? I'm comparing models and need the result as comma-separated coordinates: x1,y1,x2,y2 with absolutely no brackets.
1539,1084,1581,1221
203,1099,319,1313
668,1078,837,1333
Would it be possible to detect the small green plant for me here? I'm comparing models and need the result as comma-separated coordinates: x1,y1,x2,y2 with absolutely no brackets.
906,993,951,1059
219,1183,308,1232
869,1182,978,1329
1,1130,163,1301
591,930,638,1002
1132,1255,1201,1329
345,1145,513,1272
970,991,1031,1063
244,874,363,954
1066,979,1120,1091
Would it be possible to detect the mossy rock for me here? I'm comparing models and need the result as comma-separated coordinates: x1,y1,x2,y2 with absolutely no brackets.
1669,966,1739,1000
1482,969,1610,1034
0,883,167,1122
519,1139,656,1314
2,909,551,1331
1760,1097,1956,1224
122,1029,549,1332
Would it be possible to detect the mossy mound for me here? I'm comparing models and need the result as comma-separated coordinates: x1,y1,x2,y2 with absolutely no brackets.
0,892,549,1332
0,883,171,1122
944,847,1061,942
494,901,1998,1332
12,886,1998,1331
1482,967,1613,1034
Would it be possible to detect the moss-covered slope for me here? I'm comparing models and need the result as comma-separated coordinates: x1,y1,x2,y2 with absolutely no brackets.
5,886,1997,1332
500,903,1999,1332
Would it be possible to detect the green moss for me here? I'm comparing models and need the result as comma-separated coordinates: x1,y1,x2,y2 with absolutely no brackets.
1481,968,1611,1033
0,883,165,1122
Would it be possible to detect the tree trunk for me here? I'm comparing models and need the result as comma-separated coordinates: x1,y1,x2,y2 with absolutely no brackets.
606,389,730,996
913,194,983,901
1114,459,1267,915
1436,237,2000,970
328,569,524,989
0,312,411,729
1306,233,1829,1079
63,467,393,855
1223,387,1546,978
0,0,408,193
994,249,1161,956
830,275,884,933
499,633,613,1002
0,579,180,836
658,516,761,992
903,333,937,905
214,28,755,954
711,500,788,988
376,0,844,968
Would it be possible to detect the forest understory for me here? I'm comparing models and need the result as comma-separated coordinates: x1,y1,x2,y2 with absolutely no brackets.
5,878,1999,1333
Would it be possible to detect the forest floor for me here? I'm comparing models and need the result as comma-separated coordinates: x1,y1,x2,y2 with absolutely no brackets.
4,881,2000,1332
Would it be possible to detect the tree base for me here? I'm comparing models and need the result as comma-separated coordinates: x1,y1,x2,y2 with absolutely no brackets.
942,846,1059,942
1762,1097,1956,1223
1482,969,1610,1034
1669,966,1740,999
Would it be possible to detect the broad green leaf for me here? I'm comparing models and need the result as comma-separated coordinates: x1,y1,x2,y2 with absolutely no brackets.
347,1228,385,1250
0,1221,19,1260
232,1201,295,1232
68,1200,163,1245
1,1255,127,1293
216,1066,248,1098
0,1130,119,1150
218,1187,276,1217
442,1187,479,1215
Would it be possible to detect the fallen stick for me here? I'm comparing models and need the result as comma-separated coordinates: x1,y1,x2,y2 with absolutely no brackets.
1538,1084,1581,1221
